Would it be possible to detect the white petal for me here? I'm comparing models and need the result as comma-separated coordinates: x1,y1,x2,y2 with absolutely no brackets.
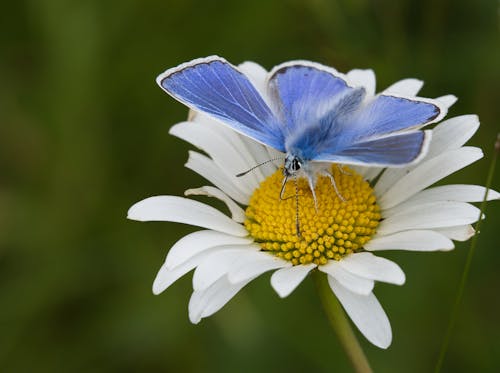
266,146,286,169
349,165,369,178
127,195,248,236
186,151,250,204
192,247,259,291
189,276,251,324
363,167,383,181
328,278,392,349
383,185,500,217
171,122,259,193
415,184,499,203
153,250,213,295
228,253,289,284
185,186,247,223
270,264,316,298
238,135,280,178
164,230,252,270
200,114,270,183
378,201,481,235
364,230,454,251
379,147,483,209
346,69,376,96
374,115,480,197
435,94,457,109
383,78,423,97
187,108,197,121
373,167,409,197
339,252,405,285
350,166,383,182
320,261,374,295
435,225,475,241
428,115,479,157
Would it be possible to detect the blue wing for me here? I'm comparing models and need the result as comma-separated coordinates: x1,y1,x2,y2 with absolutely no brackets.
315,130,431,166
157,56,285,151
308,94,441,166
268,62,360,138
346,95,441,138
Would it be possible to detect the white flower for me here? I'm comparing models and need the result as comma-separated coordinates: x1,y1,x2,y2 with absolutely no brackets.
128,61,499,349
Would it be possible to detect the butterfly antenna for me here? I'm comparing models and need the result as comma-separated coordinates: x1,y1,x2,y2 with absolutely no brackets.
236,157,285,177
294,175,301,237
325,172,347,202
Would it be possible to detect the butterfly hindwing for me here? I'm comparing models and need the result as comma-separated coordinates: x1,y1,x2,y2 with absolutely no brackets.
267,63,440,167
315,130,431,167
157,56,285,151
307,94,443,167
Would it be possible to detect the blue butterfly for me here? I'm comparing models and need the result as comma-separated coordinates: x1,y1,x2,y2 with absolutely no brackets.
156,56,444,201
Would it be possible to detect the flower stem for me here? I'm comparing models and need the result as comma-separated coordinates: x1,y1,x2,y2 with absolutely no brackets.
434,133,499,373
313,270,373,373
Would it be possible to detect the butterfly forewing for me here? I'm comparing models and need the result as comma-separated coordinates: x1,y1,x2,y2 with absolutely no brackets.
157,56,285,151
268,62,354,134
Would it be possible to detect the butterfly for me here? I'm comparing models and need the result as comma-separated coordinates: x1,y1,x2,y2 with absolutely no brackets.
156,56,445,203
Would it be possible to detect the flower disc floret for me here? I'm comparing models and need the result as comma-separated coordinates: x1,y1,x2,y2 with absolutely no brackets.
244,166,381,265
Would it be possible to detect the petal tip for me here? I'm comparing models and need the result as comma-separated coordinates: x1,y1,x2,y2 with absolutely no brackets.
189,313,202,324
127,203,144,221
270,277,292,298
377,338,392,349
489,189,500,201
396,272,406,286
152,280,165,295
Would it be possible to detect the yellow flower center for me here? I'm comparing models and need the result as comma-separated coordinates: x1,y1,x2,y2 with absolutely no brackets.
244,166,380,266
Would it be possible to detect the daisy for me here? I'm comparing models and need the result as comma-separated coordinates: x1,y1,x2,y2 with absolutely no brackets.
128,59,499,349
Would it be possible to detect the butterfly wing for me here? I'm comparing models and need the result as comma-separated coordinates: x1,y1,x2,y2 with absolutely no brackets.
346,94,442,137
267,61,358,136
157,56,285,151
312,94,444,166
267,61,444,166
317,130,432,167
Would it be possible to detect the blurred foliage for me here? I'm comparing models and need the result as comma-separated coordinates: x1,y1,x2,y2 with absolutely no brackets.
1,0,499,372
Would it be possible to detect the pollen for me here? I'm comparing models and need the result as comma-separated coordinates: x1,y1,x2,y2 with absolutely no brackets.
244,166,380,266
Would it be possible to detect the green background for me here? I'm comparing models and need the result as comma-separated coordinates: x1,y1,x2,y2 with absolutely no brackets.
1,0,499,372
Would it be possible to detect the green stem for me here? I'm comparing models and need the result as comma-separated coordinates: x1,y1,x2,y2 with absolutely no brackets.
313,271,373,373
434,134,499,373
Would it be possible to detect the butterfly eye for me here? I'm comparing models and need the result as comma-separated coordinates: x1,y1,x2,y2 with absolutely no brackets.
291,158,301,172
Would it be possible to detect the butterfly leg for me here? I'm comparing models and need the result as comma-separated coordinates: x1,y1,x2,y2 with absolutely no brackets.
306,175,319,212
324,171,347,202
279,175,289,200
337,164,351,176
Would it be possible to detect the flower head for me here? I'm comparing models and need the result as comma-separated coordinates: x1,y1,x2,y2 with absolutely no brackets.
128,59,499,349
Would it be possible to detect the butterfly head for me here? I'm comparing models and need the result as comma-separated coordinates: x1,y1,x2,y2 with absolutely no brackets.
283,154,303,177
